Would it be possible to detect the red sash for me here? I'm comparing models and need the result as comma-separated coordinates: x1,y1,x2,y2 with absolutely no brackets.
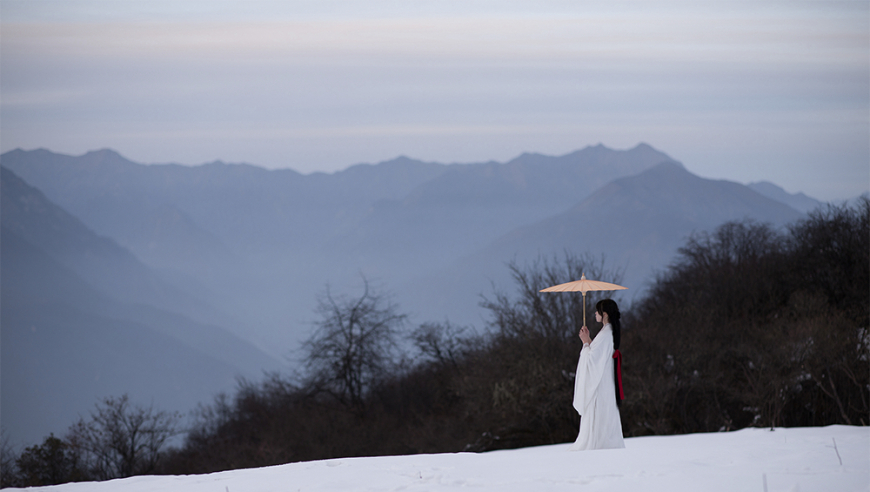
613,349,624,400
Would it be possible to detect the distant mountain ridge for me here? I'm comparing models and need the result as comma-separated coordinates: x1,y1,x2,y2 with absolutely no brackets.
328,143,678,275
0,144,680,350
491,161,803,280
0,144,813,334
0,144,674,255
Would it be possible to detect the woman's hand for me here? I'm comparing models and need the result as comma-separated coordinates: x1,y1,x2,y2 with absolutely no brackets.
579,325,592,345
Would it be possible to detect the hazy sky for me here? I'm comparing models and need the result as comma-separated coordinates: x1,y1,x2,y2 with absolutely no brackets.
1,0,867,201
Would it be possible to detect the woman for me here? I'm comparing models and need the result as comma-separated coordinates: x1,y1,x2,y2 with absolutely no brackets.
569,298,625,450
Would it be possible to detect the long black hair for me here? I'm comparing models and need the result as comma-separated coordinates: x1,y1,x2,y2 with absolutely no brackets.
595,298,622,406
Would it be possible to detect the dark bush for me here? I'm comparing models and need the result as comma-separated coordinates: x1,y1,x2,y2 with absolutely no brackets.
619,198,869,435
12,434,87,486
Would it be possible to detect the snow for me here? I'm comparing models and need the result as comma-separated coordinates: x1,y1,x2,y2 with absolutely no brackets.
8,425,868,492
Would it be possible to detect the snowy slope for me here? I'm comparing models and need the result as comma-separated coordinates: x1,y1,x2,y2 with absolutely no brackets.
8,426,867,492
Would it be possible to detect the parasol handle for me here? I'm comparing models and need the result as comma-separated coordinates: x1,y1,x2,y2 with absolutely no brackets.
582,291,587,329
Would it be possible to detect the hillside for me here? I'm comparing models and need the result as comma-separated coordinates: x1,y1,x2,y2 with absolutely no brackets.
6,426,867,492
0,167,281,446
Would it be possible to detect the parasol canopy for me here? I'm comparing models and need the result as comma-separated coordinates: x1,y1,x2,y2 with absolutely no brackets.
540,274,627,328
539,274,627,294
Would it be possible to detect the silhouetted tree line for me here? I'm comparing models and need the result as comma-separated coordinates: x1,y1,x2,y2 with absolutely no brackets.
3,198,867,484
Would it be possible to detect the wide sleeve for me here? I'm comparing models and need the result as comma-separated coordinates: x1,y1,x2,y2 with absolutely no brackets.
572,325,614,415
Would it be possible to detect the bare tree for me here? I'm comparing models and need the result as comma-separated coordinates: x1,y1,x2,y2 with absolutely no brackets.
1,428,20,487
66,395,181,480
482,252,623,342
302,278,407,414
411,322,476,370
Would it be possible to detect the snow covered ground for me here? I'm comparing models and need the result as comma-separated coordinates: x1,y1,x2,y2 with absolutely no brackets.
9,425,868,492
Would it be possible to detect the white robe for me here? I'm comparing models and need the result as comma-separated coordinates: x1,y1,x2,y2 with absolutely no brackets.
570,323,625,450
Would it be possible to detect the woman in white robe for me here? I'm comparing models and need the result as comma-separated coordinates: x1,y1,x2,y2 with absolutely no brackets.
570,298,625,450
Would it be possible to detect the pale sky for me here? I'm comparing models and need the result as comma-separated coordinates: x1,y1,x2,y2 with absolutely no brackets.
1,0,867,201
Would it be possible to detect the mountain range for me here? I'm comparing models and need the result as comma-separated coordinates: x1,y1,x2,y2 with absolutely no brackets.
1,143,819,446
